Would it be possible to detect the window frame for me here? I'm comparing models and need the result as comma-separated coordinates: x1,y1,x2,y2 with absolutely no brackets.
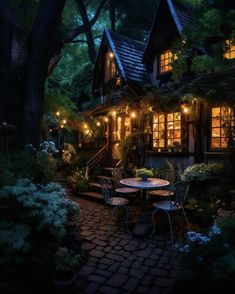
209,106,235,151
158,49,174,75
224,39,235,60
152,111,183,152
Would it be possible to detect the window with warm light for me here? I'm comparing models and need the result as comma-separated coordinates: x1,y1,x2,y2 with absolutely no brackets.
224,39,235,59
159,50,173,73
153,112,181,149
113,115,131,141
211,107,234,149
105,52,116,82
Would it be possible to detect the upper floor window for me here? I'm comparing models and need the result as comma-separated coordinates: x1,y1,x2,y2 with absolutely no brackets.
224,39,235,60
105,51,116,82
211,107,235,149
159,50,173,74
153,111,181,149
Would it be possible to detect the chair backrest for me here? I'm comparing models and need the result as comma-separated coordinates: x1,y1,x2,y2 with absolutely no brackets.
99,178,114,205
170,181,190,207
159,169,180,185
111,168,123,188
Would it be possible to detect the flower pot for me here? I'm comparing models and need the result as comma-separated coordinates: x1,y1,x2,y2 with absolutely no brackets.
53,270,78,292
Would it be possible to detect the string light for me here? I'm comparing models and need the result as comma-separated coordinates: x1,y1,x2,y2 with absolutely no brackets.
56,111,60,116
84,124,88,129
63,119,67,124
96,121,101,127
112,111,116,117
61,125,64,128
104,117,109,122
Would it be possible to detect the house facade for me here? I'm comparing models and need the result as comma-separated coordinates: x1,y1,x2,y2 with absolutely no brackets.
88,0,235,170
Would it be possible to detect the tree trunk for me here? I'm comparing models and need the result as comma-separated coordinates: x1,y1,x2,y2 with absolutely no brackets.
23,0,66,146
76,0,97,64
0,0,25,149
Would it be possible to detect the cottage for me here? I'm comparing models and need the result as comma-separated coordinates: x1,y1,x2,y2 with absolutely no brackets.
86,0,235,173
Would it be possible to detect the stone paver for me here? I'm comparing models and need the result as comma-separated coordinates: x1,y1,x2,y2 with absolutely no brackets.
71,197,181,293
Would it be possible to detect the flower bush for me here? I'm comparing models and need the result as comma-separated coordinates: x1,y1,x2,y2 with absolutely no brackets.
39,140,59,155
62,143,76,164
67,168,88,192
0,179,67,292
62,198,80,221
135,168,154,179
181,163,224,182
176,217,235,293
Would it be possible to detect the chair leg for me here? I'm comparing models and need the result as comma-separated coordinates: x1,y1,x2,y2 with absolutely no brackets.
149,209,159,238
107,206,119,235
150,209,174,246
165,210,174,246
181,207,188,226
121,205,130,234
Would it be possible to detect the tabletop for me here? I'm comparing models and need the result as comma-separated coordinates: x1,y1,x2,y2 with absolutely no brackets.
120,177,169,190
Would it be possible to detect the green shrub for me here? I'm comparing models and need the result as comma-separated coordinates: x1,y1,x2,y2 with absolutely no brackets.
0,151,57,187
67,168,88,192
181,163,224,182
0,179,67,292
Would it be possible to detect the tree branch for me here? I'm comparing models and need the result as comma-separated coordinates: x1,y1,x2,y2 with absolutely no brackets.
90,0,107,26
65,39,88,44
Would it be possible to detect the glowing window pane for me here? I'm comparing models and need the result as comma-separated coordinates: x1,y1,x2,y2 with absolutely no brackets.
211,107,234,149
160,50,174,73
224,39,235,60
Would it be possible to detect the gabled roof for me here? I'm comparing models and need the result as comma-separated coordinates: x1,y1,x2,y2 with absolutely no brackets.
93,29,150,91
143,0,195,61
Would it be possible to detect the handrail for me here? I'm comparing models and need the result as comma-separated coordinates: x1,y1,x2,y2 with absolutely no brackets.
86,144,108,178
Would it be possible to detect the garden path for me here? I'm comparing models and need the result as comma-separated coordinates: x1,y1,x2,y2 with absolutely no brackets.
71,196,181,294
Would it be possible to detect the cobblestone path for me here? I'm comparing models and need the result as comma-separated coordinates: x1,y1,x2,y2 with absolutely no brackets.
73,197,181,294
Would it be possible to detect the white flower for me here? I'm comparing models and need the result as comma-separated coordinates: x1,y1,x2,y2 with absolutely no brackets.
209,224,221,236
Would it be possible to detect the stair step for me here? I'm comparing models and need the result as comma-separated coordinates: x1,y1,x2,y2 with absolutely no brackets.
77,191,103,200
89,182,101,189
96,175,113,182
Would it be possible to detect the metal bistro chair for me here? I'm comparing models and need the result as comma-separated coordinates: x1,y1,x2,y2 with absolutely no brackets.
148,169,180,200
112,168,138,196
150,181,190,246
112,167,139,216
97,178,130,235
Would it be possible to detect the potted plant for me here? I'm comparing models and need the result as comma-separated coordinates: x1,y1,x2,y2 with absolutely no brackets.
135,168,154,181
53,247,83,289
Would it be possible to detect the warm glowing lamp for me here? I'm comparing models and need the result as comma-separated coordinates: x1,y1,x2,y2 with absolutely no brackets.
63,119,67,124
96,121,101,127
131,112,136,118
109,52,114,58
56,111,60,116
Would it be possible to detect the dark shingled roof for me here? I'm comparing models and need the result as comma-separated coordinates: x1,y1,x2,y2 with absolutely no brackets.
105,29,150,84
143,0,195,61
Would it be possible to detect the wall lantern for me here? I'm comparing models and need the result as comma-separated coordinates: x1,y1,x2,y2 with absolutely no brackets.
116,77,121,86
131,112,136,118
181,103,189,114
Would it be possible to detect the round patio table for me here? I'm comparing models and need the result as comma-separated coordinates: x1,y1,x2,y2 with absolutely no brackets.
120,177,169,236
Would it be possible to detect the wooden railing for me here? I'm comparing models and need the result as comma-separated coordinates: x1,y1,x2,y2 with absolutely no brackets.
85,144,108,179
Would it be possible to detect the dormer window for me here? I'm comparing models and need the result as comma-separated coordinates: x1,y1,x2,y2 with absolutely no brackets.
159,50,173,73
224,39,235,59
